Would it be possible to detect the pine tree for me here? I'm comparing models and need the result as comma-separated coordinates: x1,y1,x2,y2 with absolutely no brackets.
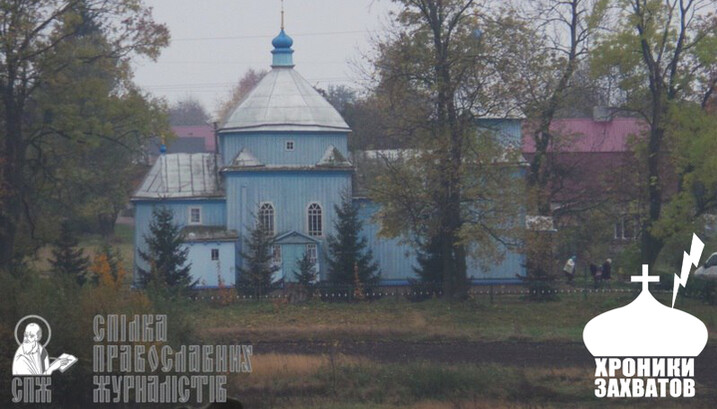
237,214,280,297
326,192,379,286
293,251,317,288
138,207,195,293
411,236,446,298
49,221,90,285
413,236,443,284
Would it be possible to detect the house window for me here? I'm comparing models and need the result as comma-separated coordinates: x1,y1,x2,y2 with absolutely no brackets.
272,245,282,264
285,140,294,151
189,207,202,225
614,215,638,240
259,202,275,235
211,248,219,261
306,244,317,265
307,203,322,237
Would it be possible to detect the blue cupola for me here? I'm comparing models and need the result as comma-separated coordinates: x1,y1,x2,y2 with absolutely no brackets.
271,29,294,67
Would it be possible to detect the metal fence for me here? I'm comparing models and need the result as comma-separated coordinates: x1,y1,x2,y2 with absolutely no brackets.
185,283,690,303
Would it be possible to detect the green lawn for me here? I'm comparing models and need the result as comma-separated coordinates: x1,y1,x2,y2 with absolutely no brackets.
190,291,717,344
29,222,135,273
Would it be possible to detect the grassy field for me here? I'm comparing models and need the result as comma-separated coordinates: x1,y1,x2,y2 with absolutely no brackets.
188,294,717,408
29,223,134,273
190,292,717,344
227,354,717,409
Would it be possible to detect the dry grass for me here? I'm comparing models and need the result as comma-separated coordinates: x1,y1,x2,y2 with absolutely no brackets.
304,399,563,409
233,352,362,387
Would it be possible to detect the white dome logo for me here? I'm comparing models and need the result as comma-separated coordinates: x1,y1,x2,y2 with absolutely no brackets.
583,234,709,398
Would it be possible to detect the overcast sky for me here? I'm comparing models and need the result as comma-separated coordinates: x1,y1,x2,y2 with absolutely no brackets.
132,0,397,118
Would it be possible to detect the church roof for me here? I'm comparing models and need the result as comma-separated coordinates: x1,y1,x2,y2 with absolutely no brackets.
220,29,350,133
133,153,223,200
221,68,350,133
274,230,320,244
181,226,238,242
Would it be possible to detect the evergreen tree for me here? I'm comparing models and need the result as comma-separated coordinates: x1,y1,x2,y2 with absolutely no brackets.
326,192,379,286
237,214,280,296
293,251,317,288
138,207,195,293
93,241,125,286
413,236,443,284
49,221,90,285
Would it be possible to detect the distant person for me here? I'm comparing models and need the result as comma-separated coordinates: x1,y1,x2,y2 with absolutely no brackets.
563,256,577,283
602,258,612,287
590,263,600,288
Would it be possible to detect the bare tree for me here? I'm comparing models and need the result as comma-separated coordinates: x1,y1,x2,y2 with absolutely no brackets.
215,68,268,124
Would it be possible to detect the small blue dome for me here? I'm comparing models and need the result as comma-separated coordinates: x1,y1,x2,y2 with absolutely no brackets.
272,29,293,49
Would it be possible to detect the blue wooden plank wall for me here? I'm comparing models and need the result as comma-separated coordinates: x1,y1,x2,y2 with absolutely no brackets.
133,199,227,282
224,170,352,279
185,241,237,287
356,199,526,282
219,132,348,167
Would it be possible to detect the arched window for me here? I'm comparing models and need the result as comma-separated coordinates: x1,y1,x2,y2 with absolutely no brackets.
259,202,275,235
307,203,322,237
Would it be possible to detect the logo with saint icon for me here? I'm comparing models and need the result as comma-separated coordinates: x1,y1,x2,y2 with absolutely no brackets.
12,315,77,376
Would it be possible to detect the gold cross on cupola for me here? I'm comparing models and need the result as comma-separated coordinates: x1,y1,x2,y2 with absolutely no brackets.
631,264,660,292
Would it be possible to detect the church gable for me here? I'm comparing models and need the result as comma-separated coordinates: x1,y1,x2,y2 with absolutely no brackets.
316,144,352,168
274,230,320,245
231,147,264,168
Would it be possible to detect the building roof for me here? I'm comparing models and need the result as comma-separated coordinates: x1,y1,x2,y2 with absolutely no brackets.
166,137,206,154
221,68,350,133
522,118,646,153
274,230,320,244
220,29,350,133
181,226,238,242
172,125,215,151
133,153,223,200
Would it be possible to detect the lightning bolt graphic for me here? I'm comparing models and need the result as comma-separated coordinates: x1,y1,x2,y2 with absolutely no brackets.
672,233,705,308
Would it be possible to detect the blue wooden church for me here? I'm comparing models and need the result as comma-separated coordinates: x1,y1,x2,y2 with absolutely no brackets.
132,27,525,288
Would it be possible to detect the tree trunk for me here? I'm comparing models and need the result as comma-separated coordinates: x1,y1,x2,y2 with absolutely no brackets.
641,107,665,267
0,84,26,269
98,213,117,238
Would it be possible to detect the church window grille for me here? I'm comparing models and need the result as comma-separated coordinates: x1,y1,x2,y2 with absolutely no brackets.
259,202,275,235
189,207,202,225
307,203,322,237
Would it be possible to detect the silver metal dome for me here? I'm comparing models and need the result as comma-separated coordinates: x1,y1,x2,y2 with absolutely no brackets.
220,67,350,133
